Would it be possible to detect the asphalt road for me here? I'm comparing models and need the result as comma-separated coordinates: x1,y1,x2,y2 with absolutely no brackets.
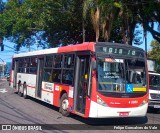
0,79,160,133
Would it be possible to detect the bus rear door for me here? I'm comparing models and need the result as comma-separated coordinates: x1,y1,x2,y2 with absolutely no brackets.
36,57,44,98
13,60,18,89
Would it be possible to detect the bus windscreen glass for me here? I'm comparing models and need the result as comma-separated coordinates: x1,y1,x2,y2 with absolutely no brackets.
97,57,147,93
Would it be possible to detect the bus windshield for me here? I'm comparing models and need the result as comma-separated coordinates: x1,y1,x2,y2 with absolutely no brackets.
149,74,160,90
97,57,146,93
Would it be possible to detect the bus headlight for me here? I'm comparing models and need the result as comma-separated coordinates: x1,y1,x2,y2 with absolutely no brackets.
139,99,148,107
97,95,108,107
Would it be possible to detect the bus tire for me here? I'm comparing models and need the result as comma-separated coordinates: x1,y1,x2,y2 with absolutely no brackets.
60,93,70,117
23,84,28,99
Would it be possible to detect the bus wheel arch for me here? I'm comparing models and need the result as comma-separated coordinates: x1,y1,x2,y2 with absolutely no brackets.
59,92,70,116
23,82,28,99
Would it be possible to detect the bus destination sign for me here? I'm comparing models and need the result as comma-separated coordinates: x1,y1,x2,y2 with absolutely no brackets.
96,46,144,57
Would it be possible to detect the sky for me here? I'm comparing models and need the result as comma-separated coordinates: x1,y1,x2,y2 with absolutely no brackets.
132,23,159,52
0,31,155,63
0,40,43,62
1,23,157,63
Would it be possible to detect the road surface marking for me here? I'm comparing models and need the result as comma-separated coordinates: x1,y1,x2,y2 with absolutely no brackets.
0,88,8,93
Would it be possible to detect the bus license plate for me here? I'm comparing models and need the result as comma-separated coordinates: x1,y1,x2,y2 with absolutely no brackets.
154,105,160,108
119,112,129,116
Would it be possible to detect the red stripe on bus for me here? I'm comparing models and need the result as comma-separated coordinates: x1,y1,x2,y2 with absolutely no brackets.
42,89,53,93
58,42,95,53
27,85,36,89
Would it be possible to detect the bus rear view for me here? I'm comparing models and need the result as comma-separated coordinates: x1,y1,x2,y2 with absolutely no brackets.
89,42,149,118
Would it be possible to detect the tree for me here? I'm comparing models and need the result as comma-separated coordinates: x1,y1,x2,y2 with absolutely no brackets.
0,0,95,48
84,0,160,45
0,0,5,12
83,0,141,45
122,0,160,44
0,0,5,36
0,0,160,50
148,40,160,72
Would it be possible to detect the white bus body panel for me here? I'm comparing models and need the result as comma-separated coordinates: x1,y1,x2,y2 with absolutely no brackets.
89,101,148,118
10,70,14,88
17,73,36,97
41,82,54,105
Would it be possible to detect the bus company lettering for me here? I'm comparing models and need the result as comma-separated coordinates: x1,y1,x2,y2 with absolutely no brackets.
44,83,53,91
103,72,120,79
104,75,119,79
110,102,121,105
128,100,138,104
44,98,51,104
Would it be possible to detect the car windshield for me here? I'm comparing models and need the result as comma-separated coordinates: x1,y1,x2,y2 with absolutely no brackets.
149,74,160,90
97,57,147,93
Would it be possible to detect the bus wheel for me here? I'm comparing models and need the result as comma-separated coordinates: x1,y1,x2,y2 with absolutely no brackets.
60,93,70,117
23,84,28,99
18,84,23,97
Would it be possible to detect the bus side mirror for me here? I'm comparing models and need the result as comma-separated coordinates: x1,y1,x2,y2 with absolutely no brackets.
92,60,96,70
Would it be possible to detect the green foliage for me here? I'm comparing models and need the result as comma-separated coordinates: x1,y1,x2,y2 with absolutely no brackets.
0,0,95,48
0,0,160,50
148,40,160,72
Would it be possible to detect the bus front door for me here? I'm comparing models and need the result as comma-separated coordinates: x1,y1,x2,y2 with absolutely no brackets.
13,60,18,90
36,58,44,98
74,55,90,114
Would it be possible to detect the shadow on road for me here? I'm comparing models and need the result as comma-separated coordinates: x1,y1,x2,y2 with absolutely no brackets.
28,96,148,125
70,115,148,125
23,97,148,126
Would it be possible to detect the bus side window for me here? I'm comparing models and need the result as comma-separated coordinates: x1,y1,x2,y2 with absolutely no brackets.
64,54,75,68
62,54,75,85
24,58,30,73
52,69,61,83
18,58,24,73
62,70,73,85
30,57,37,74
54,55,62,68
45,56,53,67
43,55,53,82
43,69,52,82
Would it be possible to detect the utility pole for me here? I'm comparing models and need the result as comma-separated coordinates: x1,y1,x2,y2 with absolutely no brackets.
144,29,147,57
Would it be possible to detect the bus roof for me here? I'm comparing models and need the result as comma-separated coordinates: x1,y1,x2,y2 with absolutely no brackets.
12,42,145,58
13,42,95,58
148,72,160,76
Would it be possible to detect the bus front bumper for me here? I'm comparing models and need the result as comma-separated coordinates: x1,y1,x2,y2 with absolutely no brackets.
89,101,148,118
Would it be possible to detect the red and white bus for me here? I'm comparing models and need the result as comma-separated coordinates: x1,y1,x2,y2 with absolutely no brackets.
10,42,149,118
